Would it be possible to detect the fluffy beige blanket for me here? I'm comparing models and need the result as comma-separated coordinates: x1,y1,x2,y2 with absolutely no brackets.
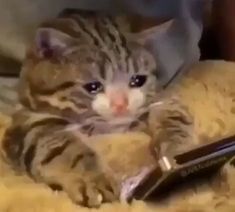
0,60,235,212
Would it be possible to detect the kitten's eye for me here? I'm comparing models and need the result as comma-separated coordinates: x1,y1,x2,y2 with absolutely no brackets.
83,81,103,94
129,75,147,88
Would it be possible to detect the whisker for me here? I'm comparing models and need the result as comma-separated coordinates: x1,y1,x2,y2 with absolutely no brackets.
80,115,107,127
136,101,165,116
64,124,83,132
149,101,164,109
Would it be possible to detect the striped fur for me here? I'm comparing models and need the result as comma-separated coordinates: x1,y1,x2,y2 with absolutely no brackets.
2,9,195,207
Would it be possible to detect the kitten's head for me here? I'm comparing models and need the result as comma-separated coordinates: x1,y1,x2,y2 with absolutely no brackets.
20,16,161,124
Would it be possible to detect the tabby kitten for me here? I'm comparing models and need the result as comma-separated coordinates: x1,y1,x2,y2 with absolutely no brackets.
1,9,195,207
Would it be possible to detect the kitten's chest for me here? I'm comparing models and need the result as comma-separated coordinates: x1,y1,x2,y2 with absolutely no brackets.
86,113,150,135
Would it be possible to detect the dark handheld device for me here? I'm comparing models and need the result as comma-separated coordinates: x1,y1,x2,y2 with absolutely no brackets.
130,135,235,200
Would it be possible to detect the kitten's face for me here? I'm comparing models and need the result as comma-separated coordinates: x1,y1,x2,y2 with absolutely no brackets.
81,46,158,122
20,19,160,124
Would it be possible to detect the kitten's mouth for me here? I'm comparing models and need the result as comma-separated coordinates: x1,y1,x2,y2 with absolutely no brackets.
113,110,129,117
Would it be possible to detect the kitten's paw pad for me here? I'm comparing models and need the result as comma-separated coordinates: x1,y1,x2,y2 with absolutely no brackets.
65,175,118,207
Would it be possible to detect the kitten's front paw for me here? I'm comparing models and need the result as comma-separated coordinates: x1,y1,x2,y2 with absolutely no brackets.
65,174,119,207
159,138,196,158
150,137,195,160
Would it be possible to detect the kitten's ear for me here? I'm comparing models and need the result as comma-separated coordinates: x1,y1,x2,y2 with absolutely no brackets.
128,20,174,48
35,28,77,58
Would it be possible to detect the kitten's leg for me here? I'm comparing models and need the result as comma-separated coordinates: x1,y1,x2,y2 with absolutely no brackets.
2,111,118,207
148,98,197,158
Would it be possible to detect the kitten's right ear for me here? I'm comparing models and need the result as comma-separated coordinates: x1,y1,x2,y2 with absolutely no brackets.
35,28,77,59
126,20,174,48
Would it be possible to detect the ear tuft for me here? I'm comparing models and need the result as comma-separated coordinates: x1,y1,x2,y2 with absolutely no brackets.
35,28,76,59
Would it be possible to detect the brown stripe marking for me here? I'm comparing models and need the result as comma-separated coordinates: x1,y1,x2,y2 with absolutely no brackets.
41,140,71,165
24,143,37,174
35,81,76,95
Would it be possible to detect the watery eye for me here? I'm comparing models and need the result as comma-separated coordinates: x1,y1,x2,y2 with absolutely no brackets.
83,81,103,94
129,75,147,88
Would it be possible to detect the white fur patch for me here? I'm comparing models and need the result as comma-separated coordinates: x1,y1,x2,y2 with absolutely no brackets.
92,93,112,118
92,88,145,119
128,88,145,113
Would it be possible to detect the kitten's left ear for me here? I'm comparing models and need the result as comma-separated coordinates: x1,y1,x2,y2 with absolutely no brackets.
127,18,201,86
35,28,77,58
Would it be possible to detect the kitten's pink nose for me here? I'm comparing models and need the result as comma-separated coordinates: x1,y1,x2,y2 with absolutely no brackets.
110,95,128,115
